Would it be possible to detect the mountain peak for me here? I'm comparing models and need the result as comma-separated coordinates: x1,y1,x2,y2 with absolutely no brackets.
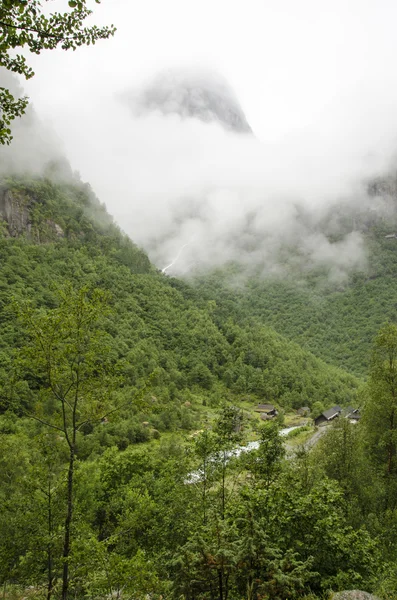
127,67,253,134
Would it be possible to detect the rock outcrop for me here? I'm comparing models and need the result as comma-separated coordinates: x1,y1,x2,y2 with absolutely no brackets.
0,186,64,239
127,67,253,134
0,187,31,236
331,591,380,600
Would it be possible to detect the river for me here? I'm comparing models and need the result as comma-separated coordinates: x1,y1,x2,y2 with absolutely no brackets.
186,425,303,483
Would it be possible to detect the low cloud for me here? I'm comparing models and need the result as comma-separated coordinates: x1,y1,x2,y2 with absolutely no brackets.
2,65,397,283
0,70,67,177
47,78,381,282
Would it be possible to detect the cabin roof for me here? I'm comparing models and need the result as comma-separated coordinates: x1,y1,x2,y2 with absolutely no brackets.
321,406,342,420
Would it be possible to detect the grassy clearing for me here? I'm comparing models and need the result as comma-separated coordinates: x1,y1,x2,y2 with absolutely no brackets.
283,413,311,427
286,425,316,447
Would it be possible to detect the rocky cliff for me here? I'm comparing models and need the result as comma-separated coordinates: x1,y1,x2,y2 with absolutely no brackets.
0,186,32,236
127,67,253,134
0,184,66,240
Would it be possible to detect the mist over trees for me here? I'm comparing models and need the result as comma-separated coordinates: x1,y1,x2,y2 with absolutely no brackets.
3,3,397,598
0,172,396,599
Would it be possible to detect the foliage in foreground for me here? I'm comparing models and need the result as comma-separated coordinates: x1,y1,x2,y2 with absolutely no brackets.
2,312,397,599
0,410,384,599
0,0,115,144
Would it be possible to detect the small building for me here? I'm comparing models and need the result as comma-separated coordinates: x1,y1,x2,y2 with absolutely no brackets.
297,406,310,417
260,413,274,421
256,403,278,418
314,405,342,427
344,407,361,423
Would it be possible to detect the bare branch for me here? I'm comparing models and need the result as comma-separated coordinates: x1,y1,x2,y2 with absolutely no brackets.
26,413,65,434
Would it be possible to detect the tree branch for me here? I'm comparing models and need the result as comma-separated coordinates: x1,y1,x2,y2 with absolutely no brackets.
27,413,65,434
0,20,65,39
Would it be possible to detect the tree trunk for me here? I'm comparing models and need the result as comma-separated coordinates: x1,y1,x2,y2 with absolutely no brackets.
221,451,226,520
47,478,53,600
203,456,207,526
218,569,223,600
224,571,230,600
61,446,75,600
387,408,395,476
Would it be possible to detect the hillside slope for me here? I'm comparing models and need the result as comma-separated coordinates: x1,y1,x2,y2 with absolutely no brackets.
0,173,358,434
193,193,397,378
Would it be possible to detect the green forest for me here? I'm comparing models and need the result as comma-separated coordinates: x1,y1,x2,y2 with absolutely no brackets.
193,222,397,379
4,0,397,598
0,172,397,600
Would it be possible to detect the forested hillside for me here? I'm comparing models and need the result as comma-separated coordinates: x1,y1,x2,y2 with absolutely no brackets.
193,200,397,378
0,173,359,421
4,0,397,598
1,172,397,600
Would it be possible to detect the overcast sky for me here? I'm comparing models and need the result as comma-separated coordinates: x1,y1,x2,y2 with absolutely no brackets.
10,0,397,277
24,0,397,143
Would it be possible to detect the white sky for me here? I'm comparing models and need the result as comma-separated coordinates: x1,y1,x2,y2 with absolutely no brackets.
24,0,397,143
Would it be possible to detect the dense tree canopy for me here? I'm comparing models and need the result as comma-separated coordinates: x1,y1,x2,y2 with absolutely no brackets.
1,172,397,598
0,175,360,420
193,224,397,379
